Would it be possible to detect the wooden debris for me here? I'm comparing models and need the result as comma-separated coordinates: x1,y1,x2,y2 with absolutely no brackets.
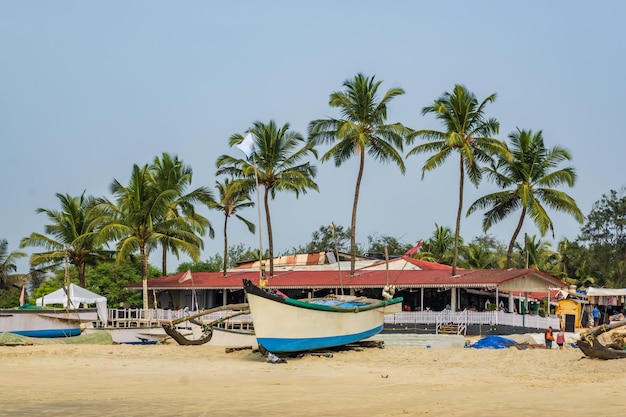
225,346,253,353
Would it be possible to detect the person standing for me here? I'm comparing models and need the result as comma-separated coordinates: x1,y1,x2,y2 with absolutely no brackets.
556,329,565,350
544,326,554,349
592,306,600,327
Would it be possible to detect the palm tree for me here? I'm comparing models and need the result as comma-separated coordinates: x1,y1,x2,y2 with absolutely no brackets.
417,223,455,264
308,73,411,274
216,120,318,277
514,234,559,271
150,153,215,275
458,242,499,269
467,128,584,267
407,84,504,276
0,239,27,291
211,178,256,276
20,192,112,287
96,164,204,312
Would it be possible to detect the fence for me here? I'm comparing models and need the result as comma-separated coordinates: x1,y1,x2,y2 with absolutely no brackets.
101,308,560,331
384,310,560,330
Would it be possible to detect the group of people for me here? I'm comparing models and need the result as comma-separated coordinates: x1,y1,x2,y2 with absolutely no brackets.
544,326,566,350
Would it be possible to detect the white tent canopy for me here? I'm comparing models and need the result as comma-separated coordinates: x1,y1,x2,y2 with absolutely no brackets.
36,284,108,323
586,287,626,297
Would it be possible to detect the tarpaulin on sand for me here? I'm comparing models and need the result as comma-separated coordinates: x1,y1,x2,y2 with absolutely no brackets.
470,335,518,349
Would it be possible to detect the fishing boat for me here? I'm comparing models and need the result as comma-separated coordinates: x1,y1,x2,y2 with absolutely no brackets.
242,279,403,354
578,319,626,360
0,305,96,338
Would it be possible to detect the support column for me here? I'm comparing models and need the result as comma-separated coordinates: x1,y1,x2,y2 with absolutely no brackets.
508,292,514,313
450,288,457,313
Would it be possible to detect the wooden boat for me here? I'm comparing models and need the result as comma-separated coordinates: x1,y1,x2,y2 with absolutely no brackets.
0,305,97,338
161,303,256,347
242,279,403,354
577,319,626,360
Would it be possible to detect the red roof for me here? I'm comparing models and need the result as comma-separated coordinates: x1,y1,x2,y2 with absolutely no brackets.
127,257,567,291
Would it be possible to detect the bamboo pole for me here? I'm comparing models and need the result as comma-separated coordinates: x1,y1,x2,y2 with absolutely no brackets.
166,303,249,327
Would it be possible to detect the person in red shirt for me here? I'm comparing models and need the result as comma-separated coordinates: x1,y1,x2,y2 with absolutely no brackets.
556,329,565,350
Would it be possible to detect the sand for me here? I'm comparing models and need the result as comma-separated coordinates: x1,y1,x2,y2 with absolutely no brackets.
1,338,624,417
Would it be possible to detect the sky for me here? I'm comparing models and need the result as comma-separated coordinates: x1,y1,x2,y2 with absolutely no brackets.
2,1,625,275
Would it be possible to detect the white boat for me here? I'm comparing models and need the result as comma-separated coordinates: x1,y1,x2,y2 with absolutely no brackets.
0,284,103,338
86,325,185,345
242,279,403,353
0,306,97,338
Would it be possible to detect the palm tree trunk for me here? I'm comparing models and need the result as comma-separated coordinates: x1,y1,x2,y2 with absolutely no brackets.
350,151,365,275
452,155,464,276
264,187,274,277
161,245,167,277
77,263,86,288
223,215,228,276
141,244,149,313
507,208,526,268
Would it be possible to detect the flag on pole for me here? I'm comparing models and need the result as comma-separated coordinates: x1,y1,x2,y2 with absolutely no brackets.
19,286,25,306
178,270,193,283
236,132,256,159
405,240,423,256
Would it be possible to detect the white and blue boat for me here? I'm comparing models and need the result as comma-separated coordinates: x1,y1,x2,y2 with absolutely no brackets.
0,305,96,338
242,279,403,354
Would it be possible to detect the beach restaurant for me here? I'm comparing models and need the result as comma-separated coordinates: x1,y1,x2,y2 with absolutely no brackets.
126,252,569,332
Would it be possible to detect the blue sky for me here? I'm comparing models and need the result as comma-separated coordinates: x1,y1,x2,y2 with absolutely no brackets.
2,1,624,274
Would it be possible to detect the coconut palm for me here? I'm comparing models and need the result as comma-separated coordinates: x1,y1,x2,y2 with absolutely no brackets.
467,128,584,267
417,223,456,265
407,84,505,276
19,192,113,287
458,242,499,269
514,234,559,271
150,153,215,275
0,239,27,291
308,73,411,274
211,178,256,276
216,120,318,277
95,164,204,311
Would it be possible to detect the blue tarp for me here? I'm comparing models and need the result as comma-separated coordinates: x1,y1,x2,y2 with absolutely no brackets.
470,335,518,349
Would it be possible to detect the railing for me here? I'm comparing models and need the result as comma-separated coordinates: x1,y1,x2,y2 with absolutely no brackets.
385,310,561,330
97,308,560,331
92,308,254,330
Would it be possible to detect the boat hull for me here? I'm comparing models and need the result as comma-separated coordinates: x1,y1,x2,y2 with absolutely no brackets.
243,279,402,353
86,326,184,345
0,308,94,338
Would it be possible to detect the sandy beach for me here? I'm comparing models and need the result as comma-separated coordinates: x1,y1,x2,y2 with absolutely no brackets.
1,337,624,417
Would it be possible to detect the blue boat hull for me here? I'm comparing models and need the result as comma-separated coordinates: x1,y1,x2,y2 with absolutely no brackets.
257,324,383,353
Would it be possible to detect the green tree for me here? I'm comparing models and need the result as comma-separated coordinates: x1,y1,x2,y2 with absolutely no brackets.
514,234,559,271
291,224,351,254
366,233,412,257
407,85,504,276
95,164,204,312
417,224,456,265
178,244,260,272
210,179,255,276
20,192,113,287
467,128,584,267
578,188,626,286
150,153,215,276
458,240,503,269
308,73,411,274
217,121,318,277
0,239,27,295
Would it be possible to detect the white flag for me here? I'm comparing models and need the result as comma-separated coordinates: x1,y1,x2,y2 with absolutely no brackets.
178,270,193,283
236,132,256,159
